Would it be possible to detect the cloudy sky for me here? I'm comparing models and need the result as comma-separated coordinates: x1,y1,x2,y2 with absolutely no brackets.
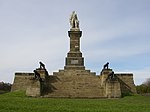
0,0,150,85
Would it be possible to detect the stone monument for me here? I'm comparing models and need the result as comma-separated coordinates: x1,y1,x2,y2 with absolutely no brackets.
11,11,137,98
65,11,84,70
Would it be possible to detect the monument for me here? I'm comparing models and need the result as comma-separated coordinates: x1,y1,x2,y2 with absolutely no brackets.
11,11,136,98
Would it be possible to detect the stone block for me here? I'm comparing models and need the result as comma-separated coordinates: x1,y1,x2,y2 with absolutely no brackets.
11,73,34,91
26,80,41,97
105,80,121,98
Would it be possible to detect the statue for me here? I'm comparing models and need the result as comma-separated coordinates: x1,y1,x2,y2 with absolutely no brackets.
39,61,49,76
39,62,45,70
103,62,109,69
33,70,42,81
70,11,79,29
108,71,115,79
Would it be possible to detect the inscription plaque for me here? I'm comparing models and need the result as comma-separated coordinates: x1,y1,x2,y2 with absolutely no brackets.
71,60,79,64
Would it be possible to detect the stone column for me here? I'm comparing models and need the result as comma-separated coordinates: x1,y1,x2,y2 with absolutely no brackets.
64,30,85,70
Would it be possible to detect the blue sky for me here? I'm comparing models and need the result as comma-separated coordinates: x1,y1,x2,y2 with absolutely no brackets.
0,0,150,85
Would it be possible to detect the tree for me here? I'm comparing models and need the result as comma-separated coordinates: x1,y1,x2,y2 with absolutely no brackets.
136,78,150,94
0,82,12,93
144,78,150,86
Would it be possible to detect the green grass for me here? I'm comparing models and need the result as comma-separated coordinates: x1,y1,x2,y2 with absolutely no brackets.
0,91,150,112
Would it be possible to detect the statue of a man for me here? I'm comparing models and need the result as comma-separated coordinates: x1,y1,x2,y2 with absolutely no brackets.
33,70,42,81
39,61,45,70
70,11,79,29
103,62,109,69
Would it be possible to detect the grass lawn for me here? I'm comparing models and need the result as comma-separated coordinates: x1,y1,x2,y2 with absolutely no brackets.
0,91,150,112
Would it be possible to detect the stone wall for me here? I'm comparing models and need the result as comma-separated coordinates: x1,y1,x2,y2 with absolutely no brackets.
11,73,34,91
26,80,41,97
105,80,121,98
11,69,136,98
116,73,137,94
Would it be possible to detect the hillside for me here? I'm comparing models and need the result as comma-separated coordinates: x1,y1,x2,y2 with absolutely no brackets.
0,91,149,112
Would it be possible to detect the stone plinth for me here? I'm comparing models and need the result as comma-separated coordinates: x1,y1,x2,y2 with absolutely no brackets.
100,69,113,86
35,69,48,79
64,30,85,70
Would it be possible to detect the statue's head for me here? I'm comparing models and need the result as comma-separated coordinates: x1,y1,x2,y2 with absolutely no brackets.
72,11,75,14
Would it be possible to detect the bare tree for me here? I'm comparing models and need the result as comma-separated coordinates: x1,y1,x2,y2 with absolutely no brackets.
144,78,150,86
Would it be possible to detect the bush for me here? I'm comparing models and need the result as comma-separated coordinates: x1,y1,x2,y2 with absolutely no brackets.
136,78,150,94
0,82,12,94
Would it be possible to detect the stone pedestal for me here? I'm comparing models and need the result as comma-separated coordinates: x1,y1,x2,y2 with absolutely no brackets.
36,69,48,79
100,69,113,86
64,30,85,70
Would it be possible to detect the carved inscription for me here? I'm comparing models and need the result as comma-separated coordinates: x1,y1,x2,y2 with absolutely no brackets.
71,60,79,64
